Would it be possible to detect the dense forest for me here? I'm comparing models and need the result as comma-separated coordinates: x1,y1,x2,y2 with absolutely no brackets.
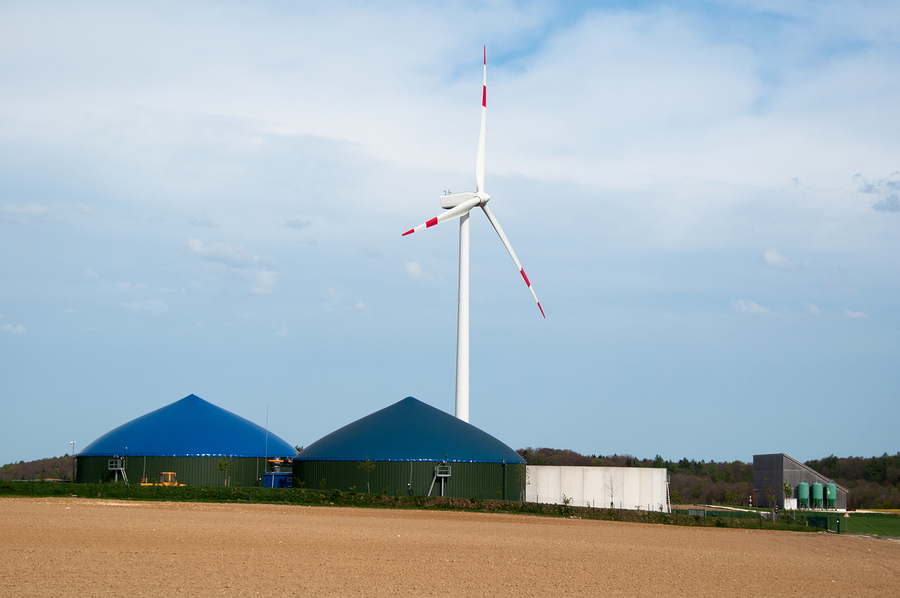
3,450,899,509
517,448,900,510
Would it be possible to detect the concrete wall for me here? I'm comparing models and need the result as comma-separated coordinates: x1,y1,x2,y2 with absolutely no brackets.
525,466,669,512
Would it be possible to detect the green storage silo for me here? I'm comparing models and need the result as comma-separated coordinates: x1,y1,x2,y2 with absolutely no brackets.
76,394,295,487
825,483,837,509
811,482,824,509
798,482,810,508
293,397,524,500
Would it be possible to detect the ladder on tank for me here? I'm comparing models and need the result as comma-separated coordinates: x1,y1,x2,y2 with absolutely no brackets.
427,464,451,497
108,458,129,485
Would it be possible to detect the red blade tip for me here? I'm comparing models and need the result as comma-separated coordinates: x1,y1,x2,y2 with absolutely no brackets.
402,229,414,236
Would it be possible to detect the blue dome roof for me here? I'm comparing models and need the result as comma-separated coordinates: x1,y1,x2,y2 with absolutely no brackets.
80,394,295,458
295,397,523,463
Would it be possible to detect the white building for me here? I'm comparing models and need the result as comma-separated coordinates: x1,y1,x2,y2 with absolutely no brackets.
526,465,669,512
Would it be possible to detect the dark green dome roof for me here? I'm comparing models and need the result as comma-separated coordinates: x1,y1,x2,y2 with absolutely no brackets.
295,397,523,463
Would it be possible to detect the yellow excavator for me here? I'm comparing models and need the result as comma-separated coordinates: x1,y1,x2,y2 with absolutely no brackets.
140,472,185,486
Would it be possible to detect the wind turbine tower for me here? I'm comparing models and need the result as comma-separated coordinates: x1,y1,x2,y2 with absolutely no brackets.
402,47,544,423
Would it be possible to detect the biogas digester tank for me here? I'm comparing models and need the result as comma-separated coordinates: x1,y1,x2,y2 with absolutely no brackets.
826,483,837,509
798,482,810,508
811,482,824,508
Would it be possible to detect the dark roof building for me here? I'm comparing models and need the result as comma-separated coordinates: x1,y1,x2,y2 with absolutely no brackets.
294,397,524,499
77,394,295,486
297,396,522,463
753,453,848,510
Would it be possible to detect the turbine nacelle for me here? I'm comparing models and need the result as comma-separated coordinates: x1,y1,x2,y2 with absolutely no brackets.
440,191,490,210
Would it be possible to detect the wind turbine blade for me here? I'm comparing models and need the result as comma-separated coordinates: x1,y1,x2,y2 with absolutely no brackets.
475,46,486,194
402,197,481,236
480,204,544,318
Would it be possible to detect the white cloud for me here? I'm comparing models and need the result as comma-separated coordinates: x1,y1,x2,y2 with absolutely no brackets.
83,269,100,279
64,309,77,313
1,324,26,334
284,219,313,230
1,203,50,222
321,287,343,312
186,238,260,268
187,239,277,294
320,288,367,311
857,175,900,195
856,175,900,212
404,261,433,282
272,327,288,337
763,248,790,269
118,300,167,314
860,183,878,194
252,270,278,295
872,194,900,213
116,281,150,291
843,309,868,319
732,300,771,315
74,203,95,214
764,248,808,270
805,303,821,316
189,213,220,228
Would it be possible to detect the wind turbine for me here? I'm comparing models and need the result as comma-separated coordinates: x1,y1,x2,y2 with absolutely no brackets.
402,47,544,423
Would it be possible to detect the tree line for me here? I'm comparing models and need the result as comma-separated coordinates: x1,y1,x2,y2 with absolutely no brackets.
518,448,900,509
0,455,76,482
804,453,900,509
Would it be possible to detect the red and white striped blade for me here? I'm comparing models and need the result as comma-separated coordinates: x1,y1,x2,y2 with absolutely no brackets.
480,204,544,318
401,196,481,236
475,46,486,194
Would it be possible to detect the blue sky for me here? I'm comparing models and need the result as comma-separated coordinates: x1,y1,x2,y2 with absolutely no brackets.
2,1,898,465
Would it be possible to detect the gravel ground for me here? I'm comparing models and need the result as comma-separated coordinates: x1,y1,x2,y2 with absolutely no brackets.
1,497,898,597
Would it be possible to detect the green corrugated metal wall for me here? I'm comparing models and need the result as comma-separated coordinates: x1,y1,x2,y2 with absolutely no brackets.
293,460,526,500
76,456,269,487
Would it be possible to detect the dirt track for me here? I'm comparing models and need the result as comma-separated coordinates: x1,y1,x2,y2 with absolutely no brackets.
1,497,898,596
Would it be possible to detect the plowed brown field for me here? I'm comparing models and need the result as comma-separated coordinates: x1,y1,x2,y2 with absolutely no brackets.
1,497,898,596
